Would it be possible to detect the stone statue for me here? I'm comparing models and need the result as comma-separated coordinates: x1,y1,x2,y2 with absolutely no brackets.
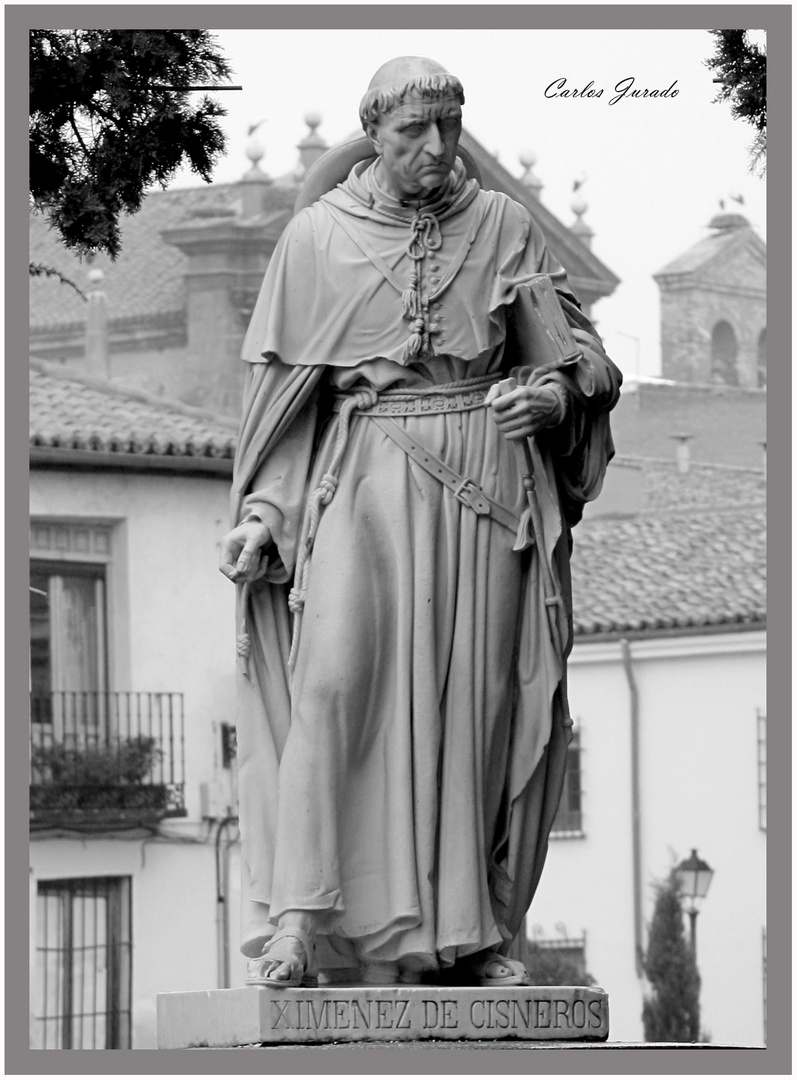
219,56,622,991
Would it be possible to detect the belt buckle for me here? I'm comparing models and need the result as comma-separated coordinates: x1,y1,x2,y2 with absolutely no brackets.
453,477,488,514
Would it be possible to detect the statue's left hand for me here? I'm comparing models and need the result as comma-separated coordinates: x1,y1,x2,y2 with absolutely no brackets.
219,519,272,585
489,383,565,440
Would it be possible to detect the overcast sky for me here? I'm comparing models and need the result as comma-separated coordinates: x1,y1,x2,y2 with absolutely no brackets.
168,27,767,379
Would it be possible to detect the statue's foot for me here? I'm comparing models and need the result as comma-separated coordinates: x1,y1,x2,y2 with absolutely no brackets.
461,949,530,987
245,927,318,989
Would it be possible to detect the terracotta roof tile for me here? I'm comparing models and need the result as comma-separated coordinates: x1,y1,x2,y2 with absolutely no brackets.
30,360,238,459
571,504,766,637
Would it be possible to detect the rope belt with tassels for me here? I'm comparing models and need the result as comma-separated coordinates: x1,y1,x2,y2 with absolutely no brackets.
286,375,522,668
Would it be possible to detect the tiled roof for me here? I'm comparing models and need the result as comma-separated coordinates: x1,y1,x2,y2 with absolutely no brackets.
615,456,766,514
29,181,296,333
653,223,765,278
29,360,238,459
571,504,766,637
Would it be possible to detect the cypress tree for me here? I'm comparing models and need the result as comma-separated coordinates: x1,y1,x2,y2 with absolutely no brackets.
642,870,701,1042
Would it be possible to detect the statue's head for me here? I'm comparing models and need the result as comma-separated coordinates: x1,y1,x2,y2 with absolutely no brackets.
359,56,465,202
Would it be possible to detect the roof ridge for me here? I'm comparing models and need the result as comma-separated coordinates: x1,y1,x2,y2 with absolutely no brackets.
29,359,239,429
612,453,766,476
637,501,766,519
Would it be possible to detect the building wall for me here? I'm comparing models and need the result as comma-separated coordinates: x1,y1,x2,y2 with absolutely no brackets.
29,466,240,1048
30,836,221,1048
658,240,766,388
530,630,767,1045
30,468,236,806
609,382,766,468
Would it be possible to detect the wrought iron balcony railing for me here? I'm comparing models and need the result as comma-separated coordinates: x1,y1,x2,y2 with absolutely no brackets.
30,691,186,829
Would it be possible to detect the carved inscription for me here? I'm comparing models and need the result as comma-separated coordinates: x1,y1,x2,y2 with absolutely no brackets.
157,985,610,1046
270,997,413,1032
469,996,603,1032
269,992,605,1036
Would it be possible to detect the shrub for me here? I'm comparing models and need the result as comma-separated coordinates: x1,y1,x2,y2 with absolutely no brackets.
642,870,701,1042
31,734,161,786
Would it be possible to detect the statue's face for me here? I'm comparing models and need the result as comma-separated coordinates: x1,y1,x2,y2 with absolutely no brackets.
366,93,462,201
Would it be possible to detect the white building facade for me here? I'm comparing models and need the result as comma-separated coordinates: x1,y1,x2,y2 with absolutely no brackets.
531,628,766,1045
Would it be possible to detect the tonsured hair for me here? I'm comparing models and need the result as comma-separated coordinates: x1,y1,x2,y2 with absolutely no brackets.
359,72,465,127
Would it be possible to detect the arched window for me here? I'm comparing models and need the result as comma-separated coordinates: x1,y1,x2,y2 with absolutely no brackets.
757,328,767,388
710,321,739,386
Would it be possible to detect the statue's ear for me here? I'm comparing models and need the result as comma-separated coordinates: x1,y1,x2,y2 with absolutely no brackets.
362,122,381,154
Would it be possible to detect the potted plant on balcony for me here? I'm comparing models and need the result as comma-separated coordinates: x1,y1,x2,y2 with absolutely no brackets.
30,734,171,821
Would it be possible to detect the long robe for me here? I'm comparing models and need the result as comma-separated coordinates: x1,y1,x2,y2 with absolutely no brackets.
230,159,621,973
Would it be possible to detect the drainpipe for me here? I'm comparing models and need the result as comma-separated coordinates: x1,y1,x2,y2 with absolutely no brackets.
620,638,644,978
215,817,238,988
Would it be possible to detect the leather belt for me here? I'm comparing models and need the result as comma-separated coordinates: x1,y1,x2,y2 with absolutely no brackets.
370,415,521,535
332,385,491,417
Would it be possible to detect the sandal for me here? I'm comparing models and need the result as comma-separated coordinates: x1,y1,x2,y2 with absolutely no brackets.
461,950,530,987
245,927,319,989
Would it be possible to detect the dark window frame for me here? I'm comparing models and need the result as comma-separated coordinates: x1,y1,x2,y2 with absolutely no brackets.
34,876,132,1049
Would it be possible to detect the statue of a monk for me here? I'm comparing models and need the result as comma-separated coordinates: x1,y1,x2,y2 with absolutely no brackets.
220,56,622,990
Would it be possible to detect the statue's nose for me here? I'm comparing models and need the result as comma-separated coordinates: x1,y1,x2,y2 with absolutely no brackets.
424,123,445,156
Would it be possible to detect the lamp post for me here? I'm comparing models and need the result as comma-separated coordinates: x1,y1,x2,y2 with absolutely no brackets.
675,849,714,958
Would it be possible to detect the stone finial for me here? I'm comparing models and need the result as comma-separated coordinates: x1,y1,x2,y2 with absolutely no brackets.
85,265,109,381
244,121,271,180
519,150,543,199
295,111,328,181
571,193,594,248
240,120,273,216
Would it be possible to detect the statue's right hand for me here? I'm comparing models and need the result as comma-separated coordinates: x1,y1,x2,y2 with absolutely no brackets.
219,519,272,585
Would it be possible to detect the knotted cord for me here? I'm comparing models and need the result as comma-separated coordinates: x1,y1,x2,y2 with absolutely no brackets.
287,387,379,668
401,210,443,363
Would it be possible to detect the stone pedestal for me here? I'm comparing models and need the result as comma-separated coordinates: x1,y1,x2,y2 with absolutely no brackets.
157,984,609,1048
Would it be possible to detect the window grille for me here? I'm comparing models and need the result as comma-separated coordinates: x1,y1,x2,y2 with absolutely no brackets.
551,725,583,836
34,877,132,1049
757,709,766,831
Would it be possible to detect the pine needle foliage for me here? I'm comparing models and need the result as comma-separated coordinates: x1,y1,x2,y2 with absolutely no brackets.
30,30,232,262
642,870,701,1042
705,29,767,175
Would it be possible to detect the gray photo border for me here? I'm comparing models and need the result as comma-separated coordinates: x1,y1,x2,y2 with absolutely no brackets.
7,4,791,1076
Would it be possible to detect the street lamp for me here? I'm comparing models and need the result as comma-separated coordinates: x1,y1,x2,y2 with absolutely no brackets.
675,849,714,958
